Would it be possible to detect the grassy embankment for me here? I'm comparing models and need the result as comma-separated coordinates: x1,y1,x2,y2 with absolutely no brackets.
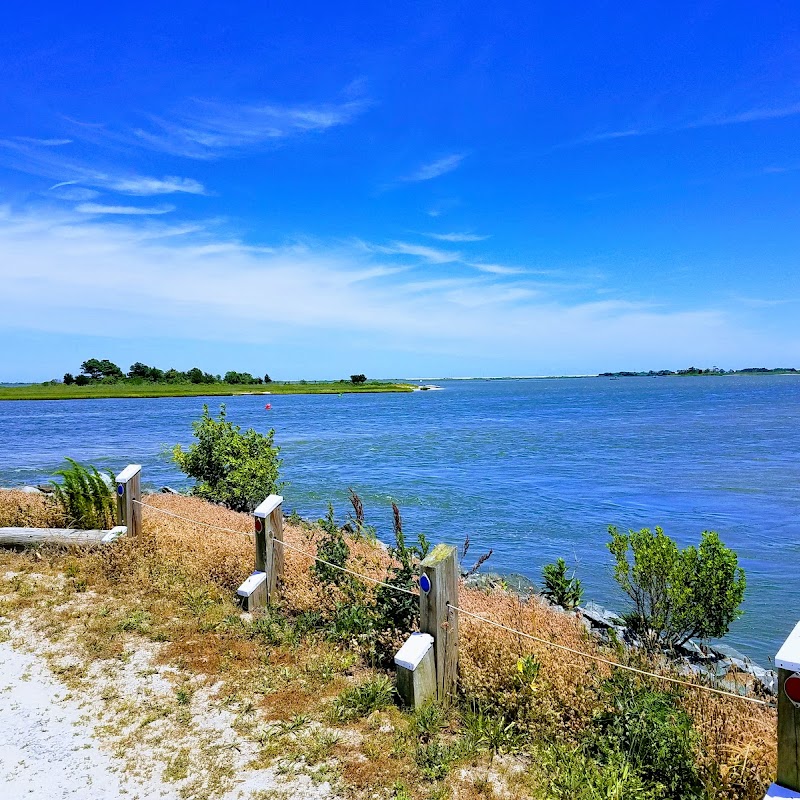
0,380,415,401
0,491,777,800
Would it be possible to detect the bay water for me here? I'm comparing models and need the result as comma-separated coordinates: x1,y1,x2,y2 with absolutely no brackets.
1,375,798,664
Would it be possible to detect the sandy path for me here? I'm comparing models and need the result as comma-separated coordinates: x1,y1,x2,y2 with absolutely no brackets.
0,633,334,800
0,639,139,799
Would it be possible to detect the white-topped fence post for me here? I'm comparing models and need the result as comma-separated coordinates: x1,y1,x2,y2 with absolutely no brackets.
419,543,459,704
238,495,283,612
769,620,800,797
115,465,141,537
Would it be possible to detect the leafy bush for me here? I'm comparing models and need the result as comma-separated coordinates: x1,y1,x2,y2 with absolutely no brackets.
172,404,281,512
372,503,430,647
312,503,351,586
350,373,367,384
589,674,705,800
50,458,116,529
608,525,745,650
541,557,583,609
530,741,654,800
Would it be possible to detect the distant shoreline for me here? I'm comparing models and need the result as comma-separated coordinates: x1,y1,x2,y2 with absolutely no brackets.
407,369,800,381
2,370,798,400
0,381,415,402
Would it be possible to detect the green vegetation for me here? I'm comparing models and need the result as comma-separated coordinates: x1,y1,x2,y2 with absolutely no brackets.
173,404,282,512
0,380,413,401
309,495,431,665
608,525,746,650
589,674,704,799
330,675,395,721
0,358,414,400
49,458,117,529
541,557,583,609
599,365,799,377
0,487,774,799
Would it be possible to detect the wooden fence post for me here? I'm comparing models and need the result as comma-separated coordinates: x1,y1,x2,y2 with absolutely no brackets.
115,465,141,537
774,620,800,795
253,494,284,603
419,543,459,703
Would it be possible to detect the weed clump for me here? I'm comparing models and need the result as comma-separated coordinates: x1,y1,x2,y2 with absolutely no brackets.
331,676,395,721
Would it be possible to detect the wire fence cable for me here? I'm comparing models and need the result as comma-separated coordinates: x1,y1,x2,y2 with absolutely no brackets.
274,537,418,596
133,499,417,596
133,499,255,538
448,603,770,707
134,499,771,707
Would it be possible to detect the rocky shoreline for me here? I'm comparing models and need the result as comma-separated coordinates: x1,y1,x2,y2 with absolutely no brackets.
464,571,777,698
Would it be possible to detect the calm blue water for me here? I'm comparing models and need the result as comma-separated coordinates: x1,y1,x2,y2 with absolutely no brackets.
1,376,798,663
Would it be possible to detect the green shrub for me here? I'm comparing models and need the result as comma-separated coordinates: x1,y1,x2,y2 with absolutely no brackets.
172,404,281,512
541,557,583,609
608,525,745,649
461,705,522,755
372,503,430,652
589,674,705,799
312,504,351,586
50,458,116,529
310,500,430,665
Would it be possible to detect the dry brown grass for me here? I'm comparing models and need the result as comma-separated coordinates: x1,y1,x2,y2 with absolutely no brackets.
457,585,777,798
0,489,66,527
458,588,607,734
0,492,779,799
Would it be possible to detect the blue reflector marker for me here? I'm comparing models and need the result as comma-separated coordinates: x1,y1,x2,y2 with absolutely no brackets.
419,574,431,594
117,484,124,496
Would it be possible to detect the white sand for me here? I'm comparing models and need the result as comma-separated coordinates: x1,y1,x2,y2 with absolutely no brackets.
0,640,135,799
0,632,334,800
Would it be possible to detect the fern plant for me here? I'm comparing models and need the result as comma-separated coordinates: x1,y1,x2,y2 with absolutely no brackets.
50,458,117,529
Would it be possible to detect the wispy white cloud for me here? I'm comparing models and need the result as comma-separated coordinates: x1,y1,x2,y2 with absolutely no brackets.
370,240,462,264
579,100,800,146
102,175,206,196
580,129,644,144
46,183,101,202
426,231,489,242
14,137,72,146
402,154,465,182
0,206,794,373
0,137,206,196
129,96,368,159
76,203,175,215
690,101,800,128
466,262,526,276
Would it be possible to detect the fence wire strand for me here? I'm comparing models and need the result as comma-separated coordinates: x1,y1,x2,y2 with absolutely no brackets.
448,603,771,707
134,499,417,596
134,498,773,708
273,537,418,596
133,499,255,538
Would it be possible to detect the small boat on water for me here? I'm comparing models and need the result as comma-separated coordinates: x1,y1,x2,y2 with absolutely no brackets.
417,384,444,391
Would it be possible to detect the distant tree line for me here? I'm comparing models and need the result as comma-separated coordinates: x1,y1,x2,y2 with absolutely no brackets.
62,358,274,386
599,365,798,377
58,359,372,387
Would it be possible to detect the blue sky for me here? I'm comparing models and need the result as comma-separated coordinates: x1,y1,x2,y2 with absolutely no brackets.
2,2,799,380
